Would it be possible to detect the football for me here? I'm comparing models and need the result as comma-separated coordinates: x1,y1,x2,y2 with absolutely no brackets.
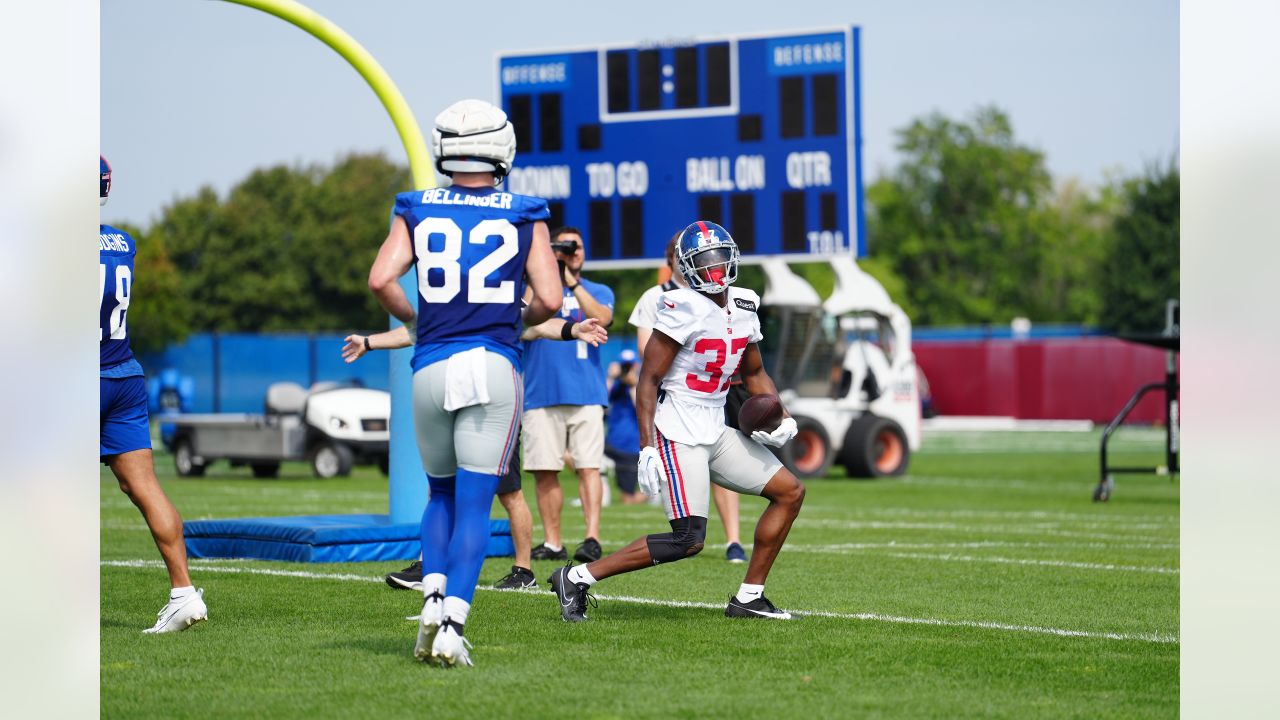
738,393,784,435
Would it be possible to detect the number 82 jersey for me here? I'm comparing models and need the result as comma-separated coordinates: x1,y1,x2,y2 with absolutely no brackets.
652,286,763,445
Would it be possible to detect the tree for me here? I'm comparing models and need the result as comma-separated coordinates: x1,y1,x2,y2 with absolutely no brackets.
867,106,1058,324
108,221,191,353
152,153,411,334
1099,160,1179,332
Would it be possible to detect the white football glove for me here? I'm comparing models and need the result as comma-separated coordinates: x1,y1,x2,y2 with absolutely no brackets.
751,416,798,448
637,446,663,496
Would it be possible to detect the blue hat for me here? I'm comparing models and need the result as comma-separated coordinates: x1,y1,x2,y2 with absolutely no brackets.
619,349,638,363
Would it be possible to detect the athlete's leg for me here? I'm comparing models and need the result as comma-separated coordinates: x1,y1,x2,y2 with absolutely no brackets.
412,365,458,583
441,353,522,606
109,449,191,588
742,467,805,585
707,429,805,586
584,516,707,580
578,434,711,581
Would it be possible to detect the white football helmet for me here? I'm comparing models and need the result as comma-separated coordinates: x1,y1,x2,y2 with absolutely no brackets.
432,99,516,181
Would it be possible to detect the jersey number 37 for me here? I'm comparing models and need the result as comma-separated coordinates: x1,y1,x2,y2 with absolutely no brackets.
414,217,518,304
686,337,749,393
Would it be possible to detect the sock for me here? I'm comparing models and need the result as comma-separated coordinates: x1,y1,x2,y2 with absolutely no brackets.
423,573,446,599
735,583,764,604
567,565,597,587
421,475,457,577
544,543,562,551
170,585,195,600
443,468,502,604
442,596,471,634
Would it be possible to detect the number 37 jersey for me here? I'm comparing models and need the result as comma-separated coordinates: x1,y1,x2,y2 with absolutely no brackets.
652,287,763,445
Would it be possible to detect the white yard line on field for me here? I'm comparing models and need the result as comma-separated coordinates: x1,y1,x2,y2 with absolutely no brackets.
877,552,1178,575
101,559,1178,645
783,540,1179,554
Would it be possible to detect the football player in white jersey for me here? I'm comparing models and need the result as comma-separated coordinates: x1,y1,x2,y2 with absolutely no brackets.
550,221,805,621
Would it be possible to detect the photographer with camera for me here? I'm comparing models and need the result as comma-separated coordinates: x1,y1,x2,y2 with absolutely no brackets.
522,227,616,564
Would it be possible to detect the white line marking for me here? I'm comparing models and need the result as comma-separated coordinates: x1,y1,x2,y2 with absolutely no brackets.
877,552,1179,575
101,559,1178,644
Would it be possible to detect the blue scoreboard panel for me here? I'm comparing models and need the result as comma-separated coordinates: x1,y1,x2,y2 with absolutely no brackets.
496,27,864,267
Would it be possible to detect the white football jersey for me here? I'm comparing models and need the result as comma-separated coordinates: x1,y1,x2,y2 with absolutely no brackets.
652,286,763,445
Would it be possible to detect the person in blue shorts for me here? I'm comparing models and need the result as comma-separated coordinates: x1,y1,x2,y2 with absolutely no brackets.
367,99,564,667
99,156,208,633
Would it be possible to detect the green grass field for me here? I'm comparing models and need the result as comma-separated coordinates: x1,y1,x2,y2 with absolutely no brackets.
101,428,1178,719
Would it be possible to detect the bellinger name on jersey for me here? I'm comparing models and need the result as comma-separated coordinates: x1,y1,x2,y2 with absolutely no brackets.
419,187,515,210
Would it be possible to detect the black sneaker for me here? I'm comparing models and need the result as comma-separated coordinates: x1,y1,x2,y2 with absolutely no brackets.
547,565,596,623
531,543,568,561
725,594,793,620
493,565,538,590
385,560,423,591
573,537,602,563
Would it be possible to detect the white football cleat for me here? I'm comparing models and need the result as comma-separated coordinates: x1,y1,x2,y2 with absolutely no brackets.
142,589,208,634
413,591,445,661
430,621,473,668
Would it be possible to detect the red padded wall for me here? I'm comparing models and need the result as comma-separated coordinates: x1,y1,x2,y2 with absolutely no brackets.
914,338,1175,423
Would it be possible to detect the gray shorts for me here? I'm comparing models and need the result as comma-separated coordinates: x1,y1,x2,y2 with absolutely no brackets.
412,351,522,477
654,426,782,521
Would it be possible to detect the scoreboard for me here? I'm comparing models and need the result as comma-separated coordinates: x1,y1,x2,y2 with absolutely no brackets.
496,27,864,267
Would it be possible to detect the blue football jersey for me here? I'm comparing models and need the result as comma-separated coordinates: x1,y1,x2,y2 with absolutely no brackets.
100,224,137,371
394,186,550,372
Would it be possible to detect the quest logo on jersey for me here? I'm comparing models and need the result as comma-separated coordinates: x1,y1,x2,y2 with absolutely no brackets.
733,298,757,312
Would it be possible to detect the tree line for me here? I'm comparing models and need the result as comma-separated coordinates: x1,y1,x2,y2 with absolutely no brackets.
116,106,1177,353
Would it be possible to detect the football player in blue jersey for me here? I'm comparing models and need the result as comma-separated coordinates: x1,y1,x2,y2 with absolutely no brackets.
99,156,208,633
367,99,564,667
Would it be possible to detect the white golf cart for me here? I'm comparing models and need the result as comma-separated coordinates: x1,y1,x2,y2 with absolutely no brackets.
759,257,922,478
168,382,391,479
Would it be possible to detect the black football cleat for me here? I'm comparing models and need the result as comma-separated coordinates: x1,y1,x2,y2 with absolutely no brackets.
531,543,569,562
493,565,538,590
548,565,595,623
725,594,793,620
385,560,423,591
573,537,602,563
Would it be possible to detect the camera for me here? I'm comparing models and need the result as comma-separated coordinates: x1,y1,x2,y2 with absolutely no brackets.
551,239,580,255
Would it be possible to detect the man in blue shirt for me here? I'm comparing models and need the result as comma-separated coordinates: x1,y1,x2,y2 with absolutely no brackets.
99,156,208,634
521,227,615,564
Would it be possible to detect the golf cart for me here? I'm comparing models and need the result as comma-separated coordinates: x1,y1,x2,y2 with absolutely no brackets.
759,257,922,478
167,382,390,479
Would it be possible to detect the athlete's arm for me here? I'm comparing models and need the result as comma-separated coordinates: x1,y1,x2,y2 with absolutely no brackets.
738,343,792,418
523,221,562,325
368,216,417,324
636,330,681,449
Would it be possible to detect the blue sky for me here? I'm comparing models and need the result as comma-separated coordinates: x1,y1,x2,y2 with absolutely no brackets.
102,0,1177,227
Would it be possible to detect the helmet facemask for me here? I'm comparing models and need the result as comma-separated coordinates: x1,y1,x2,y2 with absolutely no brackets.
680,244,739,294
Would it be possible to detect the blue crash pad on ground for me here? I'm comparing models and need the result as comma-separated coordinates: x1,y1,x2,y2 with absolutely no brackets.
183,513,513,563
